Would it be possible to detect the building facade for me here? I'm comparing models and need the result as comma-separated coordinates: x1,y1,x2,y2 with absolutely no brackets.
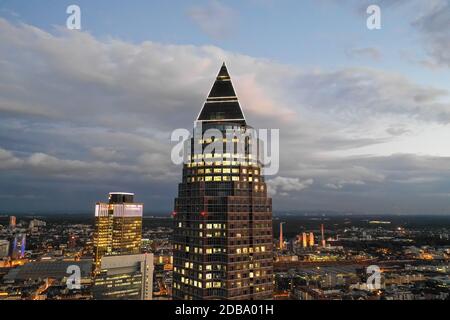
172,63,273,300
93,192,143,270
92,253,154,300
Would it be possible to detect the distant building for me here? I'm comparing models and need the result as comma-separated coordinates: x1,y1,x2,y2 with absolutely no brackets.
68,234,77,249
0,240,9,258
29,219,46,229
93,192,143,270
9,216,16,229
11,234,26,259
92,253,153,300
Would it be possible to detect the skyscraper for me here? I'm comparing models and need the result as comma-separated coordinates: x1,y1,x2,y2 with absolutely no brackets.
172,63,273,300
93,192,143,270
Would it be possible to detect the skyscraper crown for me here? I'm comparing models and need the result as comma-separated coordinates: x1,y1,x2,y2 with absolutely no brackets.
196,62,246,124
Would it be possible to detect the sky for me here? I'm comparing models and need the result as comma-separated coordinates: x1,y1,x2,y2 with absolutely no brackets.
0,0,449,215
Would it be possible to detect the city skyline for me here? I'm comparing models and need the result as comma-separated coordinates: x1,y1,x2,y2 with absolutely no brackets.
0,1,450,215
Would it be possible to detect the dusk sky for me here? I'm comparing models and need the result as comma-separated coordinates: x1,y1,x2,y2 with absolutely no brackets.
0,0,449,214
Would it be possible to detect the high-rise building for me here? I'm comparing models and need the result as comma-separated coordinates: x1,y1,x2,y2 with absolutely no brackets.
172,63,273,300
92,253,154,300
12,234,26,259
93,192,143,270
9,216,16,229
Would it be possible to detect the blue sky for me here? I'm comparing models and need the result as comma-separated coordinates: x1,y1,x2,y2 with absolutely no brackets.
0,0,449,214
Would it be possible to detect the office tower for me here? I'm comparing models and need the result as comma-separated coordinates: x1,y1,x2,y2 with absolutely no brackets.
321,224,326,247
9,216,16,229
12,234,26,259
93,192,143,270
92,253,154,300
309,232,314,247
279,222,285,250
0,240,9,258
173,63,273,300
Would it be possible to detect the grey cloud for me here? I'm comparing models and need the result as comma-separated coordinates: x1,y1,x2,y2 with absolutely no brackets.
412,0,450,68
267,177,314,196
0,19,449,213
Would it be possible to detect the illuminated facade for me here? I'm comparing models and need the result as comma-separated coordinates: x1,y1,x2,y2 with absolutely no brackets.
309,232,315,247
92,253,154,300
12,234,26,259
9,216,16,228
172,63,273,300
93,192,143,270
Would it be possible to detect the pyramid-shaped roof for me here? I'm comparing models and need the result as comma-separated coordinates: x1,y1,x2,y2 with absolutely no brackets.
196,63,246,124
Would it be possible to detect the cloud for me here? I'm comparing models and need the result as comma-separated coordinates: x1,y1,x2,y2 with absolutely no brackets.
0,148,24,169
0,18,449,213
412,0,450,68
327,0,450,68
346,47,382,61
267,177,314,196
187,1,238,39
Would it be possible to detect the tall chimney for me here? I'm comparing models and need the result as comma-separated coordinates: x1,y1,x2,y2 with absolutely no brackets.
279,222,285,250
321,224,326,247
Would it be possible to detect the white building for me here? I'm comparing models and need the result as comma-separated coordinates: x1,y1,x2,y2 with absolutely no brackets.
93,253,154,300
